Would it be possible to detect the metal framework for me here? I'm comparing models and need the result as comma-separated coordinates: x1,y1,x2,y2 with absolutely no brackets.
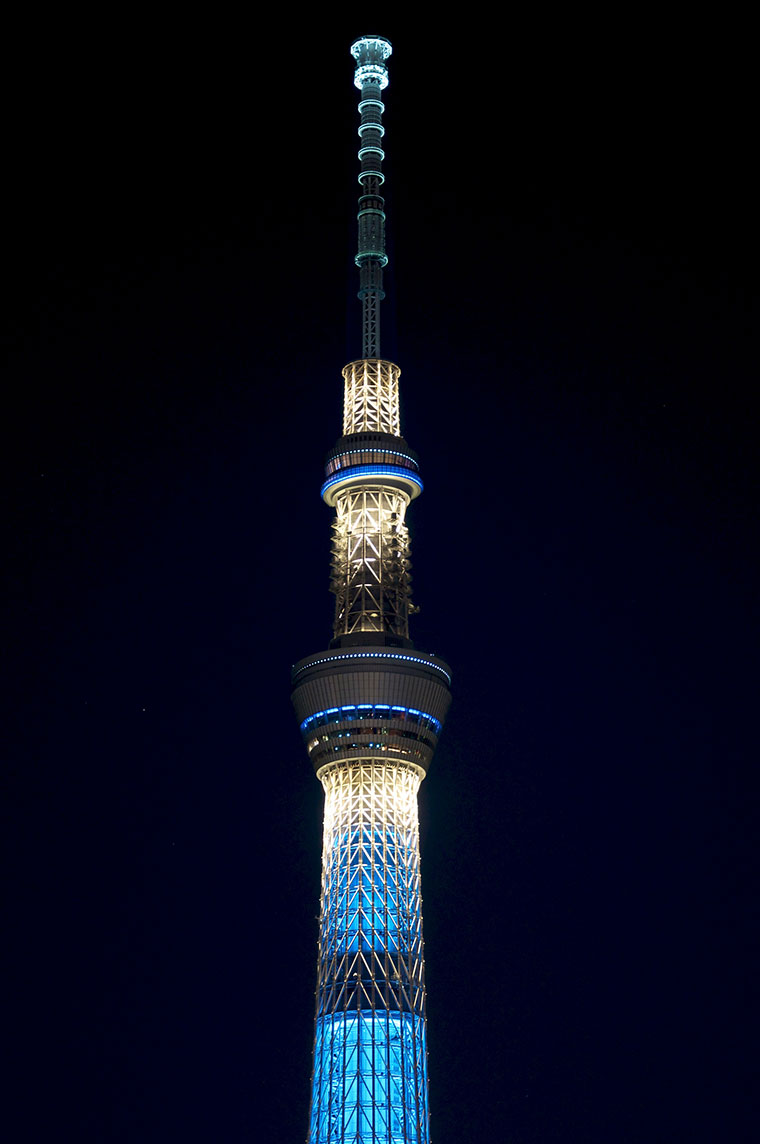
293,37,451,1144
330,487,413,639
342,360,400,437
310,763,429,1144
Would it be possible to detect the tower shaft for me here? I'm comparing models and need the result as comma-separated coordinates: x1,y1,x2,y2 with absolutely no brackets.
293,38,451,1144
310,763,428,1142
325,359,418,641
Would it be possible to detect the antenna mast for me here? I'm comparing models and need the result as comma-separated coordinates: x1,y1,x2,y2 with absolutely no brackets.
351,35,391,359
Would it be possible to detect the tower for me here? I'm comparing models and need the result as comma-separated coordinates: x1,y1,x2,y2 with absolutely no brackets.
292,37,451,1144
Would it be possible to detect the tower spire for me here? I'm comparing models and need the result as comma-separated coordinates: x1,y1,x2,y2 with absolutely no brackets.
293,39,451,1144
351,35,391,360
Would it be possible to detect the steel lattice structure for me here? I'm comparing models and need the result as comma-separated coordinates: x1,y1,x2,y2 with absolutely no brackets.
310,764,428,1142
292,36,451,1144
342,360,401,437
330,487,413,639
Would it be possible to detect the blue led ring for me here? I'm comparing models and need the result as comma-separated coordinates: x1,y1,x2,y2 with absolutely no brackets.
321,463,423,502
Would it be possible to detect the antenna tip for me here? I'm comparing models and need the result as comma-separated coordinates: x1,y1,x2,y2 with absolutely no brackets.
350,36,392,90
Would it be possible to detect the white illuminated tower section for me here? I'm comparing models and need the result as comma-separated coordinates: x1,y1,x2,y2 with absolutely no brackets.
291,36,451,1144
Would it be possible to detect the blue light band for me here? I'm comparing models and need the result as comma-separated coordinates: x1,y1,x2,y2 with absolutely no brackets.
321,464,424,498
301,704,442,736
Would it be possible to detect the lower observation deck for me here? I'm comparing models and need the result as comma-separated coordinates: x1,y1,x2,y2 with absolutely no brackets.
292,643,451,778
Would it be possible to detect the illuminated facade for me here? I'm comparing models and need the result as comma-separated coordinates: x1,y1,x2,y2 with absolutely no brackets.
292,37,451,1144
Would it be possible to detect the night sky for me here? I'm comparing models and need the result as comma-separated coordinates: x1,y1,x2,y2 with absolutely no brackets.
4,17,756,1143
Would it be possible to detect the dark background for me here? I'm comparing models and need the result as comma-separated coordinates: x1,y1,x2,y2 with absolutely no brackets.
4,16,756,1143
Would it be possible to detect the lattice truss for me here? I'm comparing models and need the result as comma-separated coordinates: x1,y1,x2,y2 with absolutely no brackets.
309,762,429,1144
330,487,413,639
343,360,401,436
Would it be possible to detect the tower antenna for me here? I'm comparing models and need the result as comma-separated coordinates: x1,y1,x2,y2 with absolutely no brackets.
351,35,391,360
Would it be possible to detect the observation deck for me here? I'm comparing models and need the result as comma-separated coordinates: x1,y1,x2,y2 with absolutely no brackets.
322,431,422,506
292,642,451,778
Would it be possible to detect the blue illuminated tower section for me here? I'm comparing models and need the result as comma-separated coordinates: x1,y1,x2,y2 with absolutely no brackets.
292,36,451,1144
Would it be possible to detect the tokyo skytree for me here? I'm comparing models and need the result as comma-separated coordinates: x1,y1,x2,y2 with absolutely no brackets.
291,36,451,1144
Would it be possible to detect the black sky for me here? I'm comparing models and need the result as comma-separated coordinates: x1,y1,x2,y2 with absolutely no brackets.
3,16,757,1143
